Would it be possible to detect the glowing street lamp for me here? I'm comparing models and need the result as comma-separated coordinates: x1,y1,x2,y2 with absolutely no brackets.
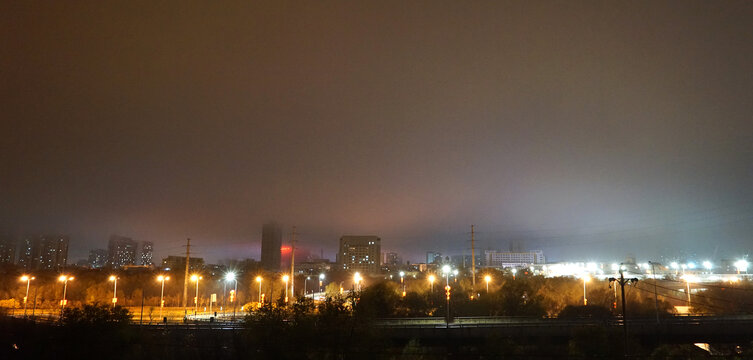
156,275,169,319
681,274,696,307
20,275,35,317
484,275,491,293
282,275,290,303
428,275,436,292
735,259,749,274
453,269,459,282
190,274,202,316
399,271,405,297
582,275,591,306
353,272,362,292
225,272,238,318
255,276,263,304
319,273,325,293
58,275,74,318
442,265,451,286
109,275,118,306
511,268,517,280
702,261,713,271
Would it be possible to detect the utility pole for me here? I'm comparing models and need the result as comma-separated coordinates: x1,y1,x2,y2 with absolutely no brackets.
183,238,191,318
470,225,476,294
649,261,660,324
609,268,639,355
290,226,296,299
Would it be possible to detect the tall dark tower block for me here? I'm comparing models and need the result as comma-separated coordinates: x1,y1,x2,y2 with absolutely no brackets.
261,222,282,272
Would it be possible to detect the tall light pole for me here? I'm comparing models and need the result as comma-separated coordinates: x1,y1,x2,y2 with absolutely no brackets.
109,275,118,306
682,275,693,308
319,273,325,294
399,271,405,297
354,272,362,292
582,275,591,306
255,276,263,304
225,272,238,319
442,265,451,286
20,275,35,317
157,275,169,320
484,275,491,293
190,274,202,316
428,275,435,292
283,275,290,303
58,275,74,318
649,261,660,324
512,268,517,280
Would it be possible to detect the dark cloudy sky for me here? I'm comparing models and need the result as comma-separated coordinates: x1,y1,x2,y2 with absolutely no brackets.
2,1,753,263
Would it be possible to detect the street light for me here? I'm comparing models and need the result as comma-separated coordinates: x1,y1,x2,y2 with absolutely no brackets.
319,273,325,294
511,268,517,280
20,275,35,317
582,275,591,306
442,265,451,286
305,276,311,298
353,272,362,292
109,275,118,306
282,275,290,303
453,269,459,282
190,274,202,316
399,271,405,297
681,274,696,307
428,275,436,292
484,275,491,293
735,259,749,274
157,275,169,320
58,275,74,318
702,261,713,271
225,272,238,319
255,276,263,304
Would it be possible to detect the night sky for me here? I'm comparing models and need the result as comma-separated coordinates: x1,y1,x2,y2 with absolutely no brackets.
3,1,753,263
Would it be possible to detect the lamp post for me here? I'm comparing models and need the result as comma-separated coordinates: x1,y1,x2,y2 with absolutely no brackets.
256,276,263,304
283,275,290,303
319,273,325,294
225,272,238,319
305,276,310,298
682,275,693,308
20,275,35,317
582,275,591,306
512,268,517,280
484,275,491,293
399,271,405,297
354,272,362,292
157,275,169,320
442,265,451,286
109,275,118,306
428,275,436,292
453,269,459,283
190,274,202,316
58,275,74,318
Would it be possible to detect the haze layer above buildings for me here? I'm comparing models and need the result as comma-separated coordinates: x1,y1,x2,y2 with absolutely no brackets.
2,2,753,263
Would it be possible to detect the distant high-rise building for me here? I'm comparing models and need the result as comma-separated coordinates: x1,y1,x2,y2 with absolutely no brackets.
384,252,400,266
261,222,282,272
88,249,108,268
18,237,40,270
140,241,154,266
0,236,16,264
337,235,381,274
426,251,442,264
108,235,138,268
18,235,69,270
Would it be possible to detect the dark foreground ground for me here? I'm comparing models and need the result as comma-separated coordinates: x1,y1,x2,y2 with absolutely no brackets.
3,316,753,359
